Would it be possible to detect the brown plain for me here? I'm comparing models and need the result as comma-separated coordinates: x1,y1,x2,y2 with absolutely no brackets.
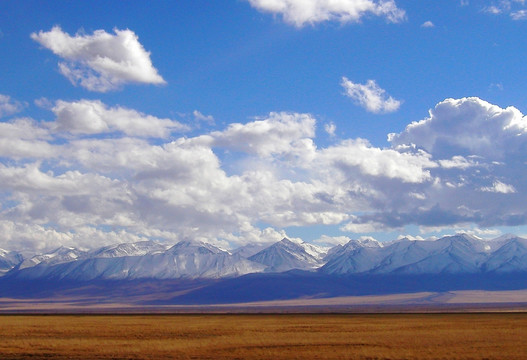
0,313,526,359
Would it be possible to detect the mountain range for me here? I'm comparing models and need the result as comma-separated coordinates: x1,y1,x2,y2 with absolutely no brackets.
1,233,526,304
2,234,527,280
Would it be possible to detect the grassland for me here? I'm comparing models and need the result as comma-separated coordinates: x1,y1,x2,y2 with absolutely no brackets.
0,313,526,359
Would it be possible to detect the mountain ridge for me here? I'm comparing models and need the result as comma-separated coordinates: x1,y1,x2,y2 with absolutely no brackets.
2,233,527,281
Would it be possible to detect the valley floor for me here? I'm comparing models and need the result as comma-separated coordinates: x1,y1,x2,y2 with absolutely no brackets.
0,313,526,359
1,289,527,313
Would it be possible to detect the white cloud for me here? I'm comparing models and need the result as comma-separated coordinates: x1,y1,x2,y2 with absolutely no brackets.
484,5,502,14
0,220,153,253
421,20,435,28
511,9,527,18
324,122,336,136
0,94,25,118
3,96,527,251
31,26,165,92
0,118,56,159
481,180,517,193
438,155,478,169
193,110,215,125
341,219,391,233
396,234,425,241
481,1,527,19
246,0,406,27
313,235,351,246
318,138,436,183
203,112,317,158
388,97,527,160
51,99,188,137
341,77,401,114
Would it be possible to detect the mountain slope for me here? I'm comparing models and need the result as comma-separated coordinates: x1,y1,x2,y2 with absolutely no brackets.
483,237,527,273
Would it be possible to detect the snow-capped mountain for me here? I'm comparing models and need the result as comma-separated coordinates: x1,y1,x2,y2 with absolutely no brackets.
2,233,527,282
8,240,266,281
232,243,272,258
248,238,328,272
321,238,385,274
321,234,527,275
17,246,86,270
87,240,168,258
324,238,383,262
482,236,527,273
0,248,23,275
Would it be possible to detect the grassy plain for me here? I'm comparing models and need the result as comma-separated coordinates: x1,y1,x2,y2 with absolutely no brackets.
0,313,526,359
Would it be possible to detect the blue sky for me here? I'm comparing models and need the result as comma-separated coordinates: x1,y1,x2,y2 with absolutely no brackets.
1,0,527,251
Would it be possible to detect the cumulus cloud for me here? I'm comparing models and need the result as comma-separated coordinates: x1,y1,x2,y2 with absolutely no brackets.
31,26,165,92
341,77,401,114
0,94,25,118
388,97,527,159
50,99,188,137
368,96,527,230
202,112,317,158
317,138,436,183
246,0,406,27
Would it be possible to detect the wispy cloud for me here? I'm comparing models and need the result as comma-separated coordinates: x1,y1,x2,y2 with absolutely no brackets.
193,110,215,125
341,77,401,114
324,122,336,136
511,9,527,19
0,94,26,118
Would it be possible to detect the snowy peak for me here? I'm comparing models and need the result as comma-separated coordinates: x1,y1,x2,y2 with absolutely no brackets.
324,237,382,262
167,239,226,256
232,243,272,258
248,238,324,272
322,234,527,275
0,249,23,275
18,246,85,270
88,240,168,258
3,233,527,280
8,239,266,281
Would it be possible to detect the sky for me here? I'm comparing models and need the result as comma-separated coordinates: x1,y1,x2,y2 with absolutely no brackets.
1,0,527,252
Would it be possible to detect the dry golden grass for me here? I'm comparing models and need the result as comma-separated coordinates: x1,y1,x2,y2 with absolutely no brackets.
0,313,526,359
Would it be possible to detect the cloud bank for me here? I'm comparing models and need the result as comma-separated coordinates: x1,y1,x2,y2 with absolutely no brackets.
1,94,526,252
31,27,166,92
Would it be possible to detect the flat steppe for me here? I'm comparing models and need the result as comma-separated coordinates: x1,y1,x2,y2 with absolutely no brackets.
0,313,526,359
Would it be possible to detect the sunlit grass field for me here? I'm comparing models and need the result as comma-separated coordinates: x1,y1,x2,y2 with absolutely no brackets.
0,313,525,359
